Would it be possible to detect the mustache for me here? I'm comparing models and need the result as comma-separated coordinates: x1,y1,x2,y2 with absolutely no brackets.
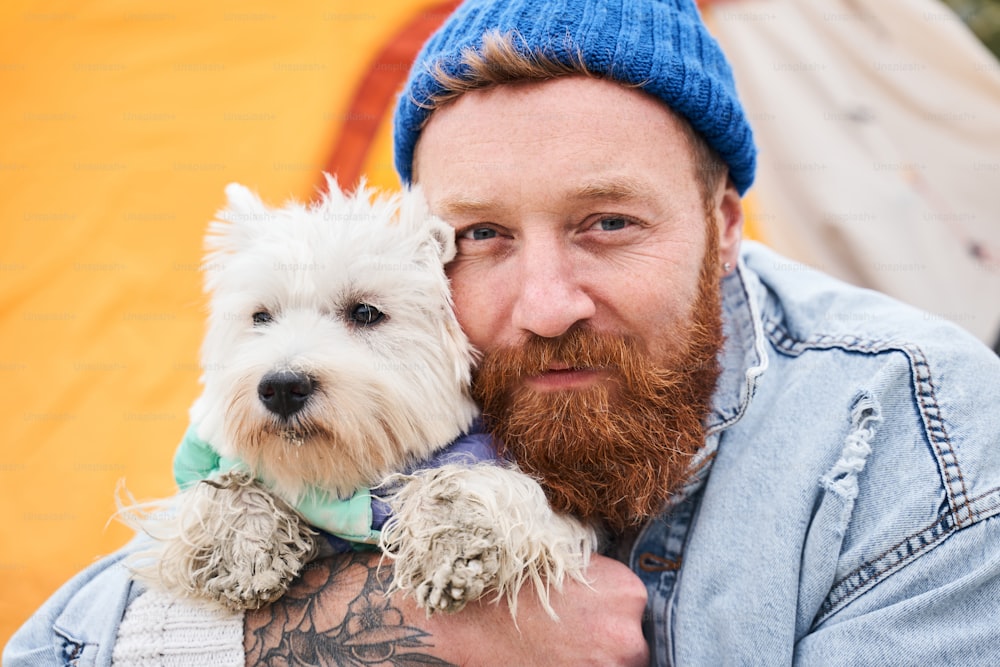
473,327,685,398
472,327,696,410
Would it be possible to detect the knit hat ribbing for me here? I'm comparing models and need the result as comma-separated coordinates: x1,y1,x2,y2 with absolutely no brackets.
393,0,756,195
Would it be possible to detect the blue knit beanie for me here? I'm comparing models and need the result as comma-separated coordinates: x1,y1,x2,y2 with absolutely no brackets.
393,0,756,195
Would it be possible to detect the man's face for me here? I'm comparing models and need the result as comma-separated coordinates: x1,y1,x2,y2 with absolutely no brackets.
413,76,742,529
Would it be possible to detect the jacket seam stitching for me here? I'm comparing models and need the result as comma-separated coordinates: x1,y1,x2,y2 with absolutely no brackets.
909,348,973,525
762,320,988,622
764,322,971,524
815,487,1000,623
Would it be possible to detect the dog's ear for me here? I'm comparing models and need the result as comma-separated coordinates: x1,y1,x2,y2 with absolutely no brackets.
405,185,457,263
223,183,267,223
427,215,457,264
202,183,275,286
208,183,273,251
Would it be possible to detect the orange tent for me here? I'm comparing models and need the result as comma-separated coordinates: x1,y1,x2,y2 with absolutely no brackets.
0,0,461,645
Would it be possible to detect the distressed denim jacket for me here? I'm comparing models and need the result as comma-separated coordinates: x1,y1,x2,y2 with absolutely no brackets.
633,242,1000,665
7,242,1000,666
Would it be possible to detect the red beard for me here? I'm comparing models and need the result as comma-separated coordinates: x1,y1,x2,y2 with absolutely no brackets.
472,236,724,533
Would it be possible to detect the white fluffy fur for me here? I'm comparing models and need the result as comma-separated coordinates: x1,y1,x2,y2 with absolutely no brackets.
123,472,317,611
126,175,595,615
194,176,477,499
380,463,597,619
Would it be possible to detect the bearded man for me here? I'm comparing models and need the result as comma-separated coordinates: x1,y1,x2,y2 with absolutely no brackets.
8,0,1000,665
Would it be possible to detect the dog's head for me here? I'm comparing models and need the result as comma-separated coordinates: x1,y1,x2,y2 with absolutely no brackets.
190,175,478,500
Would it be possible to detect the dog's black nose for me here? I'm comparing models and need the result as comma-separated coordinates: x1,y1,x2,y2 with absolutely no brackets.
257,371,313,419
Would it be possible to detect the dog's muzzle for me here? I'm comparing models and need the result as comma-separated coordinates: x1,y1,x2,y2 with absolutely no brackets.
257,370,313,419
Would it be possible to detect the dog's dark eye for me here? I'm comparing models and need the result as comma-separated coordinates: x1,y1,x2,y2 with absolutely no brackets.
252,311,273,326
350,303,384,326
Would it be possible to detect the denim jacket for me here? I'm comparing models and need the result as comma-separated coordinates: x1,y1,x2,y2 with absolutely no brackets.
632,242,1000,665
7,242,1000,666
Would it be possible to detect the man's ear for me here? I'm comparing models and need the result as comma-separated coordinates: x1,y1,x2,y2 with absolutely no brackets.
713,176,743,273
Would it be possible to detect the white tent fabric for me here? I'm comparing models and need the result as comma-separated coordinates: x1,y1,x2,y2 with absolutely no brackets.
706,0,1000,346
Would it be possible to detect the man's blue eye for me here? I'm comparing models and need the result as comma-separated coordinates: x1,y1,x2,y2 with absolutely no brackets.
598,217,628,231
470,228,496,240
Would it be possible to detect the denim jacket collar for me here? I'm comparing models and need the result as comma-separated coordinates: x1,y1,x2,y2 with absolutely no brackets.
687,257,770,480
708,257,770,433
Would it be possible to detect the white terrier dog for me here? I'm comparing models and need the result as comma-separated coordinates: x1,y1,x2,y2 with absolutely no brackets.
127,176,595,616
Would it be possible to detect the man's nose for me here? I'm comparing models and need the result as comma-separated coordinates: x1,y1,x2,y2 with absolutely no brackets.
510,240,596,338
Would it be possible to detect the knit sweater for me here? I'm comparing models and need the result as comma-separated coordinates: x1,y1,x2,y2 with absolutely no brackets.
111,588,242,667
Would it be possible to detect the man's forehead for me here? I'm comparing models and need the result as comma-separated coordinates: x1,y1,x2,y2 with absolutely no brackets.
411,77,692,184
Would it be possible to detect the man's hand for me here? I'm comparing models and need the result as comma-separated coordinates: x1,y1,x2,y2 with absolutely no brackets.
244,551,648,666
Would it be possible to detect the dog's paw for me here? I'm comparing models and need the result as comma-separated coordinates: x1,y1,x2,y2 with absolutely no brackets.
382,469,503,614
413,524,503,614
133,471,318,611
380,463,597,618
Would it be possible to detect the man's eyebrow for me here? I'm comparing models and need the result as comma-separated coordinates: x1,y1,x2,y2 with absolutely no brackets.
434,177,651,218
434,195,501,217
569,177,648,203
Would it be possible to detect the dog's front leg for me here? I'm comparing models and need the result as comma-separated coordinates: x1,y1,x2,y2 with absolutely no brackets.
380,463,596,618
135,471,318,611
